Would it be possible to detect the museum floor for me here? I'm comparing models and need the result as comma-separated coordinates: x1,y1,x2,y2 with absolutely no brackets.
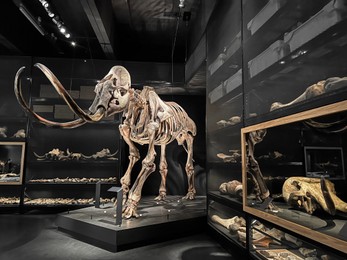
0,213,234,260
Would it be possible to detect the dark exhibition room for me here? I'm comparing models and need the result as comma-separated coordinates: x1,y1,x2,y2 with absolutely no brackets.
0,0,347,259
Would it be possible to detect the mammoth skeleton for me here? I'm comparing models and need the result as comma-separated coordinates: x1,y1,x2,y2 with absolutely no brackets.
14,63,196,218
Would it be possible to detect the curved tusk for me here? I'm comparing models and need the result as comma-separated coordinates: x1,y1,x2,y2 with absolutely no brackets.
14,66,87,129
34,63,104,122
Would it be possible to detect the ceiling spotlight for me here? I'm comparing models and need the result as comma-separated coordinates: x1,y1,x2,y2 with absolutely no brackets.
179,0,185,8
59,26,66,33
39,0,49,8
71,41,76,46
36,0,72,41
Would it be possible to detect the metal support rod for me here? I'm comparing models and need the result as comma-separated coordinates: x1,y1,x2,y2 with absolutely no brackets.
115,188,123,226
95,181,101,208
108,186,123,226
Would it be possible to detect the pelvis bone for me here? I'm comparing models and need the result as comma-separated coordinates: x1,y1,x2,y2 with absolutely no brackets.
282,177,347,215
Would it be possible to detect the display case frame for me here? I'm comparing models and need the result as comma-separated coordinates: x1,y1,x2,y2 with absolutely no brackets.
241,100,347,254
0,141,25,185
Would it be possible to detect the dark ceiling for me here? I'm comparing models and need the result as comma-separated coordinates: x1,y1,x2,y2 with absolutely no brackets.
0,0,200,63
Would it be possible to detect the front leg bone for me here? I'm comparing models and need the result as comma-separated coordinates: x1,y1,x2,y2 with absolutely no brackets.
122,122,158,218
181,131,196,200
247,130,270,201
119,124,140,205
123,156,156,218
154,144,168,201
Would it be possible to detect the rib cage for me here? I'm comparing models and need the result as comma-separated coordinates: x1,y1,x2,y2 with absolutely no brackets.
154,101,196,144
127,89,196,146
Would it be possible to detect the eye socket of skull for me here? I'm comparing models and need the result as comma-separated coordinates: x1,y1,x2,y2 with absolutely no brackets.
113,78,118,86
119,87,128,96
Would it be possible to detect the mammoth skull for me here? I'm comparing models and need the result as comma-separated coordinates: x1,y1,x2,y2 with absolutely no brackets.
14,63,131,128
282,177,347,215
89,66,131,117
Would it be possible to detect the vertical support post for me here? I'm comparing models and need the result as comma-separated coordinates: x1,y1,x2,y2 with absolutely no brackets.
95,181,101,208
107,186,123,226
115,188,123,226
246,215,252,252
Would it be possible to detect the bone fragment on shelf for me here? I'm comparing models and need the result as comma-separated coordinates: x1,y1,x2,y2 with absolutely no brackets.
219,180,242,196
12,129,26,138
217,150,241,163
270,77,347,111
0,126,7,137
211,215,246,233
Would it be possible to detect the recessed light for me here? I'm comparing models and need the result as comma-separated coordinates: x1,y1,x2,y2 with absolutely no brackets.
71,41,76,46
65,33,71,38
59,27,66,33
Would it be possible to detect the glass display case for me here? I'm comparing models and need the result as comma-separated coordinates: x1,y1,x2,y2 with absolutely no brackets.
248,216,346,260
0,56,30,209
22,57,121,208
242,101,347,255
208,200,246,250
239,0,347,256
24,124,119,207
206,0,347,257
0,141,25,211
243,0,347,125
0,142,25,185
206,0,244,251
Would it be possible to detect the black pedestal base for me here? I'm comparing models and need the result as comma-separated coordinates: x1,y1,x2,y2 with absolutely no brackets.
56,195,207,252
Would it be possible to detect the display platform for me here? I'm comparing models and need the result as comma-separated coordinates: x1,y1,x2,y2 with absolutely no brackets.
56,195,207,252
